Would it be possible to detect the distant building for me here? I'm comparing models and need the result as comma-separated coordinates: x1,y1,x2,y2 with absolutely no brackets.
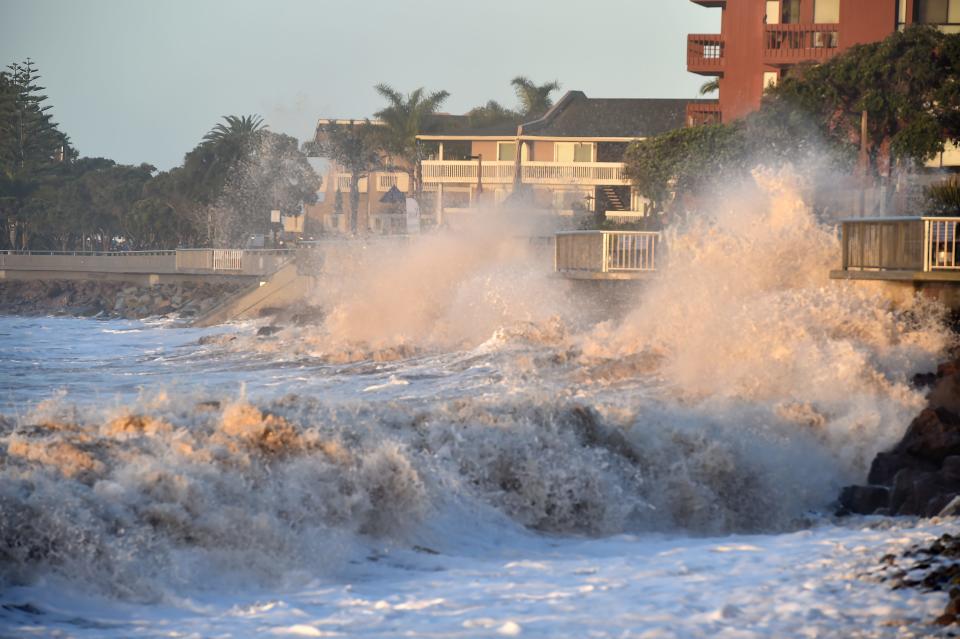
308,93,705,232
419,91,705,222
687,0,959,166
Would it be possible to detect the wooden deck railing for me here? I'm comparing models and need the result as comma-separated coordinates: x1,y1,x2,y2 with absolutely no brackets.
839,217,960,273
555,231,659,275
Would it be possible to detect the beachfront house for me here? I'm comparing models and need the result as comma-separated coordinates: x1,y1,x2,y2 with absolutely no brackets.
306,92,708,232
419,92,710,222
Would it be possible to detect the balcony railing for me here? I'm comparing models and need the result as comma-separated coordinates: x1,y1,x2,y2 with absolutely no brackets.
764,23,839,61
686,101,721,127
521,162,628,185
422,160,629,186
687,34,724,74
838,217,960,273
421,160,515,184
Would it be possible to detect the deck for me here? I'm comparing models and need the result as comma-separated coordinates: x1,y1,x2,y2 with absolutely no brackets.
829,217,960,283
555,230,659,281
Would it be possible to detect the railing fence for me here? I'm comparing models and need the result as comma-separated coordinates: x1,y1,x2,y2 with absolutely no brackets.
840,217,960,273
555,231,659,274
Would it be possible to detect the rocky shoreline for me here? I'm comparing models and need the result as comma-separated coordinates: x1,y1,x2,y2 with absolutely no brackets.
838,355,960,627
0,279,245,320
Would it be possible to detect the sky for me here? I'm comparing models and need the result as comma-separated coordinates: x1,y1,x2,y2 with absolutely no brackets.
0,0,719,170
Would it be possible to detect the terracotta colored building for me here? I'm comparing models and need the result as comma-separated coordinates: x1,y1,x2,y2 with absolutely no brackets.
687,0,960,125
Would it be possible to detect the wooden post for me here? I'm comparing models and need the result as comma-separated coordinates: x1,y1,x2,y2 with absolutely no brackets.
859,110,869,217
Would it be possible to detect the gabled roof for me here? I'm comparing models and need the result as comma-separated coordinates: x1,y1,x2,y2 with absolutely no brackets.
520,91,699,139
414,91,705,142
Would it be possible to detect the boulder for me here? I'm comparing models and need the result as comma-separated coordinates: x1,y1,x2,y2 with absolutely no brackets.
838,485,890,515
894,407,960,463
867,452,937,486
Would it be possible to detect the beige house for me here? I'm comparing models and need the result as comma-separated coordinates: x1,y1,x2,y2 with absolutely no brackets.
307,93,708,233
419,92,711,221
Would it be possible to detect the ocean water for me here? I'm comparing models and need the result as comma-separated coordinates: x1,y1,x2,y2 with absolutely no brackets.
0,170,956,637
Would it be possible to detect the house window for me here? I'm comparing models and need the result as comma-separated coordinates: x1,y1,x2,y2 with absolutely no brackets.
765,1,780,24
781,0,800,23
497,142,517,162
555,142,595,163
763,71,779,90
918,0,960,25
814,0,839,23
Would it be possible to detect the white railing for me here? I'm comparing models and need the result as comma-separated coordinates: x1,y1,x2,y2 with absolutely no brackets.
376,172,410,192
555,230,659,274
421,160,515,184
335,173,368,193
421,160,629,186
522,162,629,185
212,249,243,271
925,218,960,270
605,231,657,271
840,217,960,273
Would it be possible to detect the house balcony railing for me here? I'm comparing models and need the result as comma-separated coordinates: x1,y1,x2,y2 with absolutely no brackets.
687,34,724,74
421,160,515,185
686,101,721,127
422,160,629,187
764,23,839,62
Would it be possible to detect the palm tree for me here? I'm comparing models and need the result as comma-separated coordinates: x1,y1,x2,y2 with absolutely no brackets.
372,84,449,195
511,76,561,118
311,120,383,233
202,114,266,146
699,79,720,95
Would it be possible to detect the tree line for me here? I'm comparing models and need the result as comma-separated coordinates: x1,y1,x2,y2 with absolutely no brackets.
625,26,960,218
0,60,321,251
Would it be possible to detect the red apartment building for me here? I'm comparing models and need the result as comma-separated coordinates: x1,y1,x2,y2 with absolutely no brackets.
687,0,960,126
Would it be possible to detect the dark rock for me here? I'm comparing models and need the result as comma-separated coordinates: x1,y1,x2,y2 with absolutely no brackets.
867,452,937,486
942,456,960,483
894,407,960,463
257,325,283,337
912,372,939,389
839,485,890,515
197,334,237,346
892,470,960,517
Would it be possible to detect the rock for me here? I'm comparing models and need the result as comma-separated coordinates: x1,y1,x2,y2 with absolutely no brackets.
867,452,937,486
197,334,236,346
894,407,960,463
941,456,960,484
257,325,283,337
839,485,890,515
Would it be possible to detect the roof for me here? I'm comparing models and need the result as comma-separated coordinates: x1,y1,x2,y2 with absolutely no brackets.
414,91,706,142
520,92,702,139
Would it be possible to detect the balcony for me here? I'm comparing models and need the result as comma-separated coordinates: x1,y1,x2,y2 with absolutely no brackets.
687,34,724,75
421,160,630,187
764,24,840,63
686,101,721,127
421,160,515,185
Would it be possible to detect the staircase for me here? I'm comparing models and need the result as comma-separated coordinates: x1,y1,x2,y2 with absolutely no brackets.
600,186,627,211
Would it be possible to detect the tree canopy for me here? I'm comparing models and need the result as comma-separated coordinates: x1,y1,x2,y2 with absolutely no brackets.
0,65,321,251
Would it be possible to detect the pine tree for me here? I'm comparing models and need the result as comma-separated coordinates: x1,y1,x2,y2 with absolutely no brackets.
0,59,70,249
